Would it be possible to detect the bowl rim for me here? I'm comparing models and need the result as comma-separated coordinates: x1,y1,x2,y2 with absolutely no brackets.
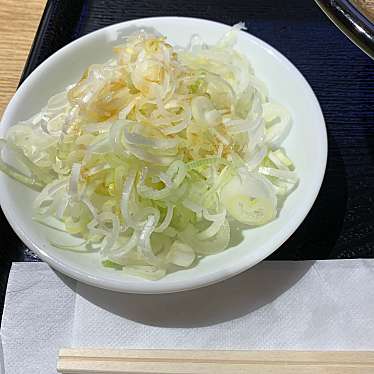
0,16,328,294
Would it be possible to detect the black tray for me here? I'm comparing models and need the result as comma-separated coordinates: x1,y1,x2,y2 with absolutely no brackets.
1,0,374,317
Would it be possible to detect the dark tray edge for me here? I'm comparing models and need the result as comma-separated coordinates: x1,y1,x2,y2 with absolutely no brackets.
19,0,54,85
19,0,85,85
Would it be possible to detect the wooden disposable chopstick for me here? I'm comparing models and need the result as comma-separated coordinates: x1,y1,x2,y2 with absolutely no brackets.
57,348,374,374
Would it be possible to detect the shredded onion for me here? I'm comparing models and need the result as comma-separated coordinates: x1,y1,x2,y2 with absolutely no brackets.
0,24,297,280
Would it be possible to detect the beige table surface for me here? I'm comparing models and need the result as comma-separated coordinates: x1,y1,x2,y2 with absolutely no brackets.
0,0,47,117
0,0,372,118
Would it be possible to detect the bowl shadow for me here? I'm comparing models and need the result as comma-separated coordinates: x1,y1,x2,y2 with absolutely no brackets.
57,259,313,328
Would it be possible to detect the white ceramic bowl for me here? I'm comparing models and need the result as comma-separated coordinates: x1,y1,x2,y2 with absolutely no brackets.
0,17,327,294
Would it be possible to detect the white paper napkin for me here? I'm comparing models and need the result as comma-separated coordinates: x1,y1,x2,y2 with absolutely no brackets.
1,263,75,374
0,334,4,374
1,260,374,374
